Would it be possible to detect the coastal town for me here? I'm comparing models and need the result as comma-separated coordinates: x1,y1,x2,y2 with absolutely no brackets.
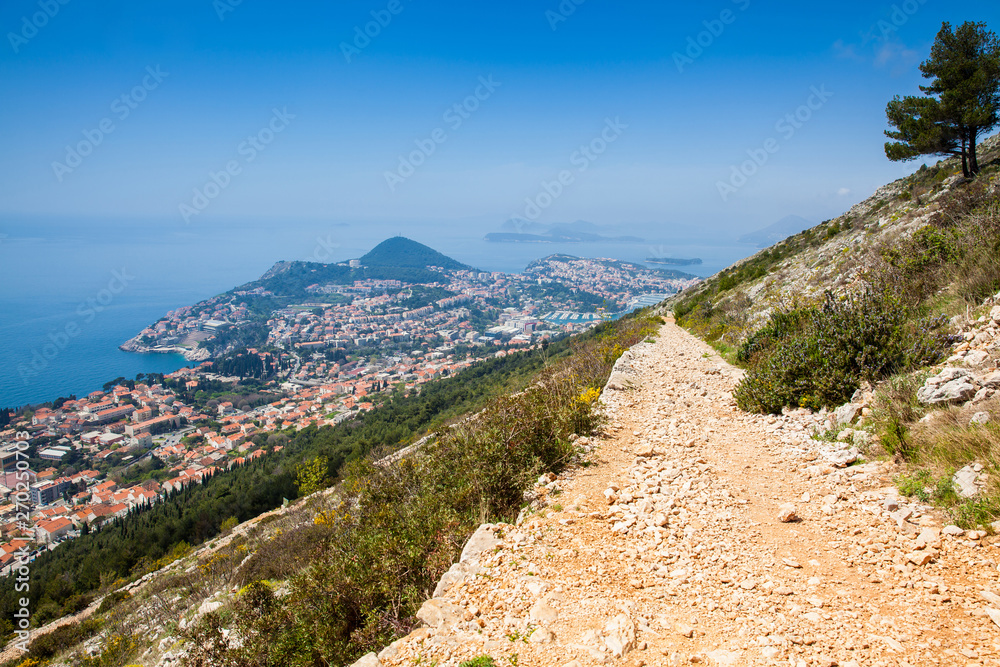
0,252,697,565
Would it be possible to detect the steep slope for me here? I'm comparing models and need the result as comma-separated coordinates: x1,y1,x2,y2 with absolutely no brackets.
673,134,1000,341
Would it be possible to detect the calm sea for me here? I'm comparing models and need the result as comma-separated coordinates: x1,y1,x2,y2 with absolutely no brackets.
0,218,753,408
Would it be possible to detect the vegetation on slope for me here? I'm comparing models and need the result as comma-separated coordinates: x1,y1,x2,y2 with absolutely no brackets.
173,314,659,667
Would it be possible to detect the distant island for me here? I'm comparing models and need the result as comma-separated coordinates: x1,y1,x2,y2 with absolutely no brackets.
645,256,703,266
485,219,643,244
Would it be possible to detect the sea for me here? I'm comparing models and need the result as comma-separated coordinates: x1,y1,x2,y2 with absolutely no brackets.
0,218,755,408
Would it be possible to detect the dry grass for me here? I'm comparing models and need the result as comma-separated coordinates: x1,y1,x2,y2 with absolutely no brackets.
873,383,1000,528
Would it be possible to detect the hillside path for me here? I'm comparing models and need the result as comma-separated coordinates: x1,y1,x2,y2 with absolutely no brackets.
379,319,1000,667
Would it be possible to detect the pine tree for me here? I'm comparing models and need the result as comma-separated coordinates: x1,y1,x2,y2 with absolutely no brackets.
885,21,1000,177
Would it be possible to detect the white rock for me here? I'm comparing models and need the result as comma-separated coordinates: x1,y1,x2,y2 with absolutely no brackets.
984,371,1000,389
528,627,555,644
349,653,382,667
603,614,636,657
834,402,860,427
706,649,743,665
197,599,224,616
416,598,463,629
917,377,977,405
942,524,964,536
953,464,985,498
460,524,500,563
528,598,559,624
826,447,860,467
915,527,941,550
965,350,990,367
970,411,991,426
777,504,798,523
981,590,1000,606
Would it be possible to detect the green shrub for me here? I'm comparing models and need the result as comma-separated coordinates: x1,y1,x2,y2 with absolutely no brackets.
26,618,101,661
96,590,130,615
734,289,951,413
460,657,498,667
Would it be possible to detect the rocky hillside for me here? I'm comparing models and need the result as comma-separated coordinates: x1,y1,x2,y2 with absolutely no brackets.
673,134,1000,341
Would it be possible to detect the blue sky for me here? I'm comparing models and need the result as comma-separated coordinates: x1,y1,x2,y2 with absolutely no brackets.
2,0,999,238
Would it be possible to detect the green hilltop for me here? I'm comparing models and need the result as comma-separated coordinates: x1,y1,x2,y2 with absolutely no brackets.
235,237,471,297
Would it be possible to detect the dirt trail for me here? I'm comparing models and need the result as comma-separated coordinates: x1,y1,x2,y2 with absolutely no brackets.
378,320,1000,667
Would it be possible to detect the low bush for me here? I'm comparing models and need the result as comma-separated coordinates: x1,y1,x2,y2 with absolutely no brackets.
25,618,101,661
734,289,951,413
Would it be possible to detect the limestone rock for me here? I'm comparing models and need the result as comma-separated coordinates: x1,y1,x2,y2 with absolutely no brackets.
984,371,1000,389
460,524,500,563
603,614,636,657
834,402,860,427
528,597,560,624
605,371,633,391
953,464,985,498
777,504,798,522
528,627,555,644
416,598,463,629
970,411,991,426
349,653,382,667
198,599,223,616
917,369,977,404
965,350,990,368
826,447,860,468
707,649,742,665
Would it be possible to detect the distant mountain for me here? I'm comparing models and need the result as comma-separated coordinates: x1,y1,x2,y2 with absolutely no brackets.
738,215,813,248
487,219,643,244
234,238,471,296
360,237,471,271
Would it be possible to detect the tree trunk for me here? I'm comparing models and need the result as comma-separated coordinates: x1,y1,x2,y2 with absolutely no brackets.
960,132,970,178
969,127,980,175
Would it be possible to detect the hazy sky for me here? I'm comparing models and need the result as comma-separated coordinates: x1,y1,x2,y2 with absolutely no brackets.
2,1,999,238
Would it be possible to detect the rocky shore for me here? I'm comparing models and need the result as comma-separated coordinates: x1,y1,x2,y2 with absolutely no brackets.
118,335,211,362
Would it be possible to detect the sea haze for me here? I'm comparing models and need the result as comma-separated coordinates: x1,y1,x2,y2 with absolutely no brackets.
0,218,753,407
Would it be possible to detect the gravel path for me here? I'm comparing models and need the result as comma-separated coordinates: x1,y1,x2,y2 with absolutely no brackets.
378,320,1000,667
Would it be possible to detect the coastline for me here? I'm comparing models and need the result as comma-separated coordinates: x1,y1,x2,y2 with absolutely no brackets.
118,336,212,363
